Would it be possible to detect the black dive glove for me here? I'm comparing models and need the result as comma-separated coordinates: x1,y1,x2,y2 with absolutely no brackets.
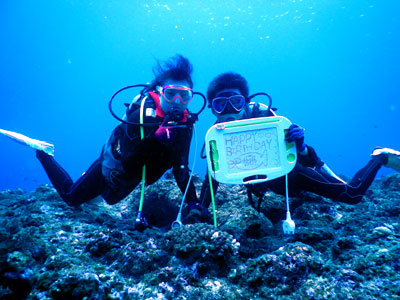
154,125,179,143
182,201,210,224
285,124,306,152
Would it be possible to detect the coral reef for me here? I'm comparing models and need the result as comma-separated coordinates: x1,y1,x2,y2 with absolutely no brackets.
1,173,400,299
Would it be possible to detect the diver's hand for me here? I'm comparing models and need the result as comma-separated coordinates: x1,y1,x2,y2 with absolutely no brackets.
182,201,210,224
285,124,306,152
188,201,209,215
135,214,149,232
154,126,177,143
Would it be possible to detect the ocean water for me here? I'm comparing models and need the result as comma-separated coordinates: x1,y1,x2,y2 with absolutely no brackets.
0,0,399,192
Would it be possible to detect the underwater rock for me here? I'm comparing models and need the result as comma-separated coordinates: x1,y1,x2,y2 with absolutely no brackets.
218,200,274,239
126,173,204,229
0,270,32,300
231,242,326,291
0,173,400,299
48,271,105,300
163,223,240,276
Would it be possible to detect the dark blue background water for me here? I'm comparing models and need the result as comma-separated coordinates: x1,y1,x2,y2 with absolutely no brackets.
1,1,399,191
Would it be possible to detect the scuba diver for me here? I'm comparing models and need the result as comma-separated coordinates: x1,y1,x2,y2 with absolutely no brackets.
9,55,206,228
198,71,400,215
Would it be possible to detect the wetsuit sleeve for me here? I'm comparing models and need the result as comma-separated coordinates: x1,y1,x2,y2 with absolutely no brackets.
198,169,219,209
297,145,324,168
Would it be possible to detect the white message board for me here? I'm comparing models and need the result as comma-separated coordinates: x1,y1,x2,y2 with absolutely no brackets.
205,116,297,184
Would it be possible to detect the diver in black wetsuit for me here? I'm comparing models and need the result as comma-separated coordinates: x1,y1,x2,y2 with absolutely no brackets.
35,55,202,223
198,72,400,212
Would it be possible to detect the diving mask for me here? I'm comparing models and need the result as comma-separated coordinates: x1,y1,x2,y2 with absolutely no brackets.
159,85,194,105
211,95,246,114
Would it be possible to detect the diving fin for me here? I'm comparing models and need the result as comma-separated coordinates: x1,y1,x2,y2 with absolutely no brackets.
372,147,400,172
0,128,54,156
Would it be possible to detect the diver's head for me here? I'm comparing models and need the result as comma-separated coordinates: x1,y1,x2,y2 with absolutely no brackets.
149,55,194,116
207,72,249,122
157,79,193,117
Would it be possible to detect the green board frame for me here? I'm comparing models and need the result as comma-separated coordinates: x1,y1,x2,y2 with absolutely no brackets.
205,116,297,184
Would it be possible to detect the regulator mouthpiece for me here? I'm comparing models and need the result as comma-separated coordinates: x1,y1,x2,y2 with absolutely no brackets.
166,109,184,123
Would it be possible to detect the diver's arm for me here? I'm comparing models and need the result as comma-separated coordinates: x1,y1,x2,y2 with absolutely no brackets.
297,145,324,168
298,147,308,156
285,123,324,167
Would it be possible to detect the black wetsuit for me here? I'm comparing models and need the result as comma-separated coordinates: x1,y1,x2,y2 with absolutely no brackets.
37,93,198,206
199,103,387,209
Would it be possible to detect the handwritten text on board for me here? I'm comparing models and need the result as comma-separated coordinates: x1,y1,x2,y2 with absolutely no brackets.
224,127,280,173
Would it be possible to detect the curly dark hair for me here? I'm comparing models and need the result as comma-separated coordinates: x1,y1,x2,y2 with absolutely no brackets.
148,54,193,90
207,72,249,103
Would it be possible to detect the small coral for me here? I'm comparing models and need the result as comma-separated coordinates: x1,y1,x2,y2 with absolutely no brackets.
112,241,169,279
233,242,326,290
163,223,240,274
6,251,33,272
218,201,274,239
48,272,105,300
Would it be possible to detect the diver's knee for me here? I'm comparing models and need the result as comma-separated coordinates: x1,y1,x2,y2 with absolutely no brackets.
335,193,363,205
102,189,126,205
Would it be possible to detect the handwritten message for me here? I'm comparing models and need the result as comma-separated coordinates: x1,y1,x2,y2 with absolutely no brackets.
224,127,280,173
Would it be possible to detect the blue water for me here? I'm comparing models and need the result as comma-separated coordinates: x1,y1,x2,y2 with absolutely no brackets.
1,1,399,191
